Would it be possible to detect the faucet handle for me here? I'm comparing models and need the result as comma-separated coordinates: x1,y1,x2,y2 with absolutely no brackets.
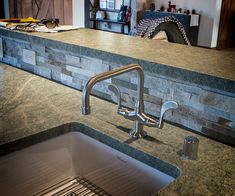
108,84,122,110
158,101,178,128
108,84,134,119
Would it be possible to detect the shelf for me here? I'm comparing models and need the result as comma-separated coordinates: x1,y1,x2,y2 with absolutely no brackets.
90,18,130,34
90,18,129,25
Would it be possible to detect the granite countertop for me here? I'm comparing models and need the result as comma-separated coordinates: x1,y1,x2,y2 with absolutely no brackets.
1,28,235,94
0,63,234,195
23,28,235,81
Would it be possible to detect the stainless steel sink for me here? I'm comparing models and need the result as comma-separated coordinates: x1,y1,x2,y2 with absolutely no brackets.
0,123,180,196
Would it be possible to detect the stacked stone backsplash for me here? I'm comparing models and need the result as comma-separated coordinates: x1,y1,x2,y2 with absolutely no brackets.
0,32,234,146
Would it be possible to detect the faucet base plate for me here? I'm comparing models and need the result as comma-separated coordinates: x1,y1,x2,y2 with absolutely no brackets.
129,129,147,138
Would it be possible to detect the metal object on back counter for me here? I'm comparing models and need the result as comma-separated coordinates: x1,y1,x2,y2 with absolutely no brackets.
182,136,199,160
41,18,59,29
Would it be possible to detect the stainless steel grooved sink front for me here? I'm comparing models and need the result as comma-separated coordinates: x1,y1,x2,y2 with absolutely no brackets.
0,123,181,196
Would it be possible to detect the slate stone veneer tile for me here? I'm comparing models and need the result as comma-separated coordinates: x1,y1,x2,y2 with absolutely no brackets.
1,28,234,145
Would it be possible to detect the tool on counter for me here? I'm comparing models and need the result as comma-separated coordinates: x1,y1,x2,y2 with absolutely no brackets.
1,17,77,33
0,17,60,32
13,23,37,32
0,17,40,32
40,18,59,29
0,17,39,23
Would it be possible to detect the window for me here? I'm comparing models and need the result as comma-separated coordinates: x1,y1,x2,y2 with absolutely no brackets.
99,0,130,10
107,0,114,9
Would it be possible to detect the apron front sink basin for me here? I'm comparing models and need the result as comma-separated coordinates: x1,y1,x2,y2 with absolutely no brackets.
0,122,180,196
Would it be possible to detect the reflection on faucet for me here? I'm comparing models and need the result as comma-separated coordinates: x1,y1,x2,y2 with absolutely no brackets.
82,64,178,138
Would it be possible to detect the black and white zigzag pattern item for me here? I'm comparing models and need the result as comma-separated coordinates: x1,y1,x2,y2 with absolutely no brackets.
136,16,191,45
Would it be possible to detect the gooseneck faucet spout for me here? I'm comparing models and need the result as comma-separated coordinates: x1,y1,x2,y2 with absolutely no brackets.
82,64,144,115
82,64,178,138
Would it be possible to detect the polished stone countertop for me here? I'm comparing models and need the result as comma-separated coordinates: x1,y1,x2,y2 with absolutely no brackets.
37,29,235,81
0,63,234,195
0,28,234,93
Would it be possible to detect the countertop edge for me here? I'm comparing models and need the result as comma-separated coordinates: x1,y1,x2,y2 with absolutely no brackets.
0,27,234,95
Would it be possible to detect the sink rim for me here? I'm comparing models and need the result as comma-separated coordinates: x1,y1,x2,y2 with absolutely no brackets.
0,122,181,179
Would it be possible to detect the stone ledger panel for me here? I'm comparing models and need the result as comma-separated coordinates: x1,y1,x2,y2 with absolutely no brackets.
1,33,234,146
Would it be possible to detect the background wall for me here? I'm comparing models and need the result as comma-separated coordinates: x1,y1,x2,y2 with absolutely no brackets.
3,0,10,18
153,0,222,48
73,0,85,27
73,0,222,47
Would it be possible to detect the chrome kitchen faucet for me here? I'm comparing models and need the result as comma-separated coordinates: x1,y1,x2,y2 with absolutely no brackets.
82,64,178,138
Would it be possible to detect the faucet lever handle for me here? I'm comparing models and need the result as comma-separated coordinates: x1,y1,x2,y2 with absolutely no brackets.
108,84,122,110
158,101,178,128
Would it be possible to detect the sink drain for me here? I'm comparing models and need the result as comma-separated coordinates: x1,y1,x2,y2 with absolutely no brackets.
33,176,111,196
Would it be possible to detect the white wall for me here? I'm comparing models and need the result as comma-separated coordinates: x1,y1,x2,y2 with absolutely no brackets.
72,0,85,27
154,0,222,47
211,0,222,47
4,0,10,18
71,0,222,47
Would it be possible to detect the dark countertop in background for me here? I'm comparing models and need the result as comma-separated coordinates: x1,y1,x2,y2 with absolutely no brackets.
0,63,234,195
0,28,234,93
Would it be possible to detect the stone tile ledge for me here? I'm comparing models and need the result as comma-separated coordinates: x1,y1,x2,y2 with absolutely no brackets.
0,28,234,94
